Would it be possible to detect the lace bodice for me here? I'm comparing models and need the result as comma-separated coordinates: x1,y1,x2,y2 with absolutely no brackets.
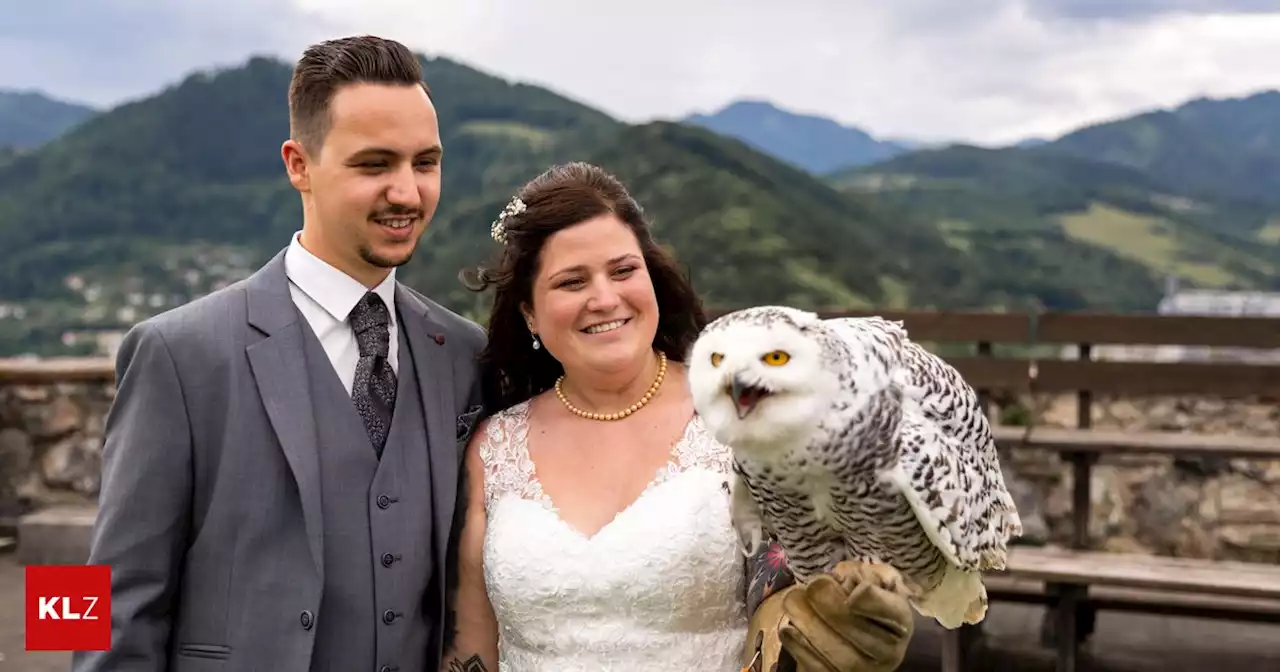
477,399,748,671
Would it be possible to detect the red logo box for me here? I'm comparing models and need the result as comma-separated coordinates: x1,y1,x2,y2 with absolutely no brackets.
25,565,111,651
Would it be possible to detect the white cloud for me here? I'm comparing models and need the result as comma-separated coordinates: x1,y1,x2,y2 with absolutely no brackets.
4,0,1280,144
1026,0,1280,22
0,0,337,107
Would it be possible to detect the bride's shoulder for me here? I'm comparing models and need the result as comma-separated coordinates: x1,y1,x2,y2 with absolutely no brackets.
680,411,735,473
485,397,534,425
469,399,532,456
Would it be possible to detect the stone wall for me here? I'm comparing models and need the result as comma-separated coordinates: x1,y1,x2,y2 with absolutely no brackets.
0,359,113,526
998,393,1280,564
1,359,1278,565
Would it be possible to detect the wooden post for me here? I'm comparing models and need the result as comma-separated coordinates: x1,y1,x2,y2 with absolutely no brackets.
1053,341,1095,672
1072,342,1094,550
975,340,993,420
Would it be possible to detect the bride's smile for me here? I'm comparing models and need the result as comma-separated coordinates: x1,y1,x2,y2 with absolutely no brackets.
523,214,660,389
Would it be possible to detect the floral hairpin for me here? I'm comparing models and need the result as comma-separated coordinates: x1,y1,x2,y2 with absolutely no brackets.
490,196,527,244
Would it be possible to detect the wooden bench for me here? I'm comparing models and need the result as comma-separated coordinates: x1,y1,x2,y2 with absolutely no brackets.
999,546,1280,607
755,308,1280,672
987,546,1280,660
981,425,1280,671
984,570,1280,624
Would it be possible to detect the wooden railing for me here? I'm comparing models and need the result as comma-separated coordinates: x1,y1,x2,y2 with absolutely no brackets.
706,307,1280,397
0,357,115,383
8,307,1280,390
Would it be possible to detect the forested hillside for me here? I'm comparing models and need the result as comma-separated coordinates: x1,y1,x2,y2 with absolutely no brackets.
0,55,1276,356
0,56,953,355
1044,90,1280,207
833,143,1280,303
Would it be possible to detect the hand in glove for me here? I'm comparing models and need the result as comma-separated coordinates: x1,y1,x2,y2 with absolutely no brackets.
744,556,915,672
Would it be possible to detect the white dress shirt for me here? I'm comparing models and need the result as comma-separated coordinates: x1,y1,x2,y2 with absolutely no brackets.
284,231,400,395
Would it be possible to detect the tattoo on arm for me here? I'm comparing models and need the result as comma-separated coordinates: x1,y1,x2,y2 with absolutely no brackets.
744,541,800,672
446,654,489,672
746,540,795,618
442,439,471,653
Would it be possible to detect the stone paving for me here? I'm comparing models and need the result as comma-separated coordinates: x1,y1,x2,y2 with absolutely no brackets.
902,601,1280,671
0,549,67,672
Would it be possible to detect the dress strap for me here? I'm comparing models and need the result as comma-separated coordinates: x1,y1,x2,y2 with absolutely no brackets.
476,400,541,515
671,414,736,475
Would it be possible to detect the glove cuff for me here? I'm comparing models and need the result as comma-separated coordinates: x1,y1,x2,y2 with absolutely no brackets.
744,586,799,672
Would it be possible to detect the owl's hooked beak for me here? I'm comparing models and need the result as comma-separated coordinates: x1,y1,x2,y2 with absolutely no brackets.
730,375,769,419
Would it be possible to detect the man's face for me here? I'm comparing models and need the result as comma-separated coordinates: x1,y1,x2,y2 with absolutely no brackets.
285,82,442,287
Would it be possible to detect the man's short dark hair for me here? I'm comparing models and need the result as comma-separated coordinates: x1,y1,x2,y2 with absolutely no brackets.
288,35,430,153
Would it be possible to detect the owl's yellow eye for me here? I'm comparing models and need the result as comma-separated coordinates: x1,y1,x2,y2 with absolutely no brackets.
762,351,790,366
710,352,724,367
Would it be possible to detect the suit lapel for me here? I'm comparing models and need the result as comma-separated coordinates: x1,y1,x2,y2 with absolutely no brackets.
395,285,459,572
244,249,325,578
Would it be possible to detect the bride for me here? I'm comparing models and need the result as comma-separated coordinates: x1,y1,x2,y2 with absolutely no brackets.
442,162,915,671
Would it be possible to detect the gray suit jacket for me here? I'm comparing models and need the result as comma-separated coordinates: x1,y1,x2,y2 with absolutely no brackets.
71,249,487,671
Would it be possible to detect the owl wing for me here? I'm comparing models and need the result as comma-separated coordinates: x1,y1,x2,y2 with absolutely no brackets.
824,315,1021,570
880,412,1021,572
896,340,1013,524
832,316,1013,500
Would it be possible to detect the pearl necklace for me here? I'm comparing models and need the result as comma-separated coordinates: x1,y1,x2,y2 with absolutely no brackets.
555,351,668,421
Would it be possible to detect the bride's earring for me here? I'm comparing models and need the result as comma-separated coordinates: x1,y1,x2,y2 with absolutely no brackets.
531,333,541,350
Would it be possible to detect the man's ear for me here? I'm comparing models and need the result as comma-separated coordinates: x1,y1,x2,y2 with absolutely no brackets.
281,139,313,192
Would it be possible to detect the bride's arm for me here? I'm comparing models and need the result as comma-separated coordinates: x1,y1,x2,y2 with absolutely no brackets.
441,425,499,671
741,541,796,670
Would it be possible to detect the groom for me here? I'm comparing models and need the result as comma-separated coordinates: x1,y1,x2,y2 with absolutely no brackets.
72,36,486,671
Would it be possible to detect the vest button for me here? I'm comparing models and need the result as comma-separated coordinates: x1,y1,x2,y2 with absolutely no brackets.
299,610,313,630
381,553,395,567
382,609,397,624
376,494,391,509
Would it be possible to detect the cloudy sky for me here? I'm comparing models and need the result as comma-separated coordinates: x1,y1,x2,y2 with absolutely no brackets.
4,0,1280,145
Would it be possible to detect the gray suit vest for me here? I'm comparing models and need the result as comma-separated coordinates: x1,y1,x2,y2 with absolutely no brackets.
300,317,435,672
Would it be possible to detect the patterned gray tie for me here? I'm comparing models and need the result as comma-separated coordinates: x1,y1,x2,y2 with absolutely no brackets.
350,291,397,458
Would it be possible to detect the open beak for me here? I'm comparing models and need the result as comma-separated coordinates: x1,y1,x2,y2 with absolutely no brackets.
730,376,769,420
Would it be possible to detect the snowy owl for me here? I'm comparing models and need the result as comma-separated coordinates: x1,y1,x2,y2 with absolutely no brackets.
686,305,1023,629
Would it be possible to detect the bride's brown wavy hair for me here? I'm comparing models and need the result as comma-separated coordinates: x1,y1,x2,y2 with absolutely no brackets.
460,162,707,416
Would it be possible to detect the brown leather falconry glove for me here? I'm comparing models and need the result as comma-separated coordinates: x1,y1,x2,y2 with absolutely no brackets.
744,561,915,672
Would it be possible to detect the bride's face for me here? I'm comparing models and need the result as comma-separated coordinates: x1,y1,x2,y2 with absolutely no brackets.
524,213,660,379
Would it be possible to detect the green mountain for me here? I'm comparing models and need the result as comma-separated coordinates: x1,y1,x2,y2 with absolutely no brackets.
1043,89,1280,207
833,143,1280,297
0,89,97,150
687,89,1280,313
0,55,1008,356
3,55,1275,357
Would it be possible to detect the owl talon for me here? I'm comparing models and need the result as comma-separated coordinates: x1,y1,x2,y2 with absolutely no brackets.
830,560,914,598
740,525,766,557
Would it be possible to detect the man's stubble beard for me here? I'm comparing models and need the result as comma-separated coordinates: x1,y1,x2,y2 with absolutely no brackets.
359,243,417,270
357,218,428,269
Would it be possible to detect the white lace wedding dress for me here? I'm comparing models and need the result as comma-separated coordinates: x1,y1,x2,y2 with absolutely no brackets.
477,399,749,671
